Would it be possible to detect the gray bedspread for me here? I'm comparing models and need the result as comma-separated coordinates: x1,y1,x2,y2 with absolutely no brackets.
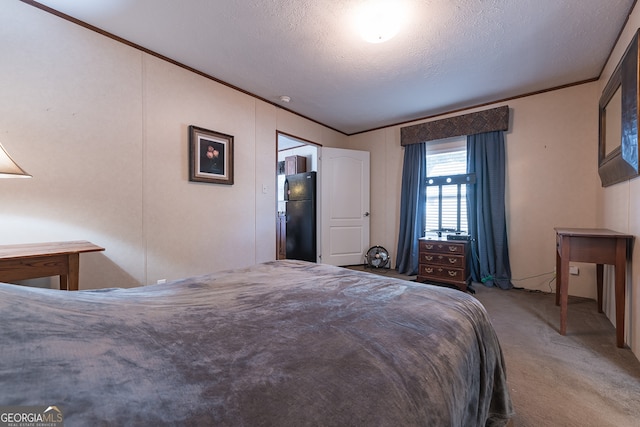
0,260,513,426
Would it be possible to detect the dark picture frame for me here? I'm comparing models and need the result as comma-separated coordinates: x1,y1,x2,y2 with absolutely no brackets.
598,29,640,187
189,125,234,185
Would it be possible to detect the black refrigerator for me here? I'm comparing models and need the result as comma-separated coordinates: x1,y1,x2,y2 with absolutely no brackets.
284,172,316,262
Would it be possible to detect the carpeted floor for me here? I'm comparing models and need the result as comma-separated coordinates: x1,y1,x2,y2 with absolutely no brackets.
346,266,640,427
474,285,640,427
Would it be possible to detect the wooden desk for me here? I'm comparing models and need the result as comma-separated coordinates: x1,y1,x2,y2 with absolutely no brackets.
0,241,105,291
555,228,634,348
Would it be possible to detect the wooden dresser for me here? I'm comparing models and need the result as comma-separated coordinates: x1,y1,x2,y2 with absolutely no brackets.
418,238,470,292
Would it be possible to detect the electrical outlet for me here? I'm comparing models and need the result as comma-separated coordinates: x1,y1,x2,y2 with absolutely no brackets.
569,266,579,275
157,279,167,284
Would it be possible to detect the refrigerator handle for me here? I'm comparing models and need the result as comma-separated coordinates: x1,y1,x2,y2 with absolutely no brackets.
284,178,290,201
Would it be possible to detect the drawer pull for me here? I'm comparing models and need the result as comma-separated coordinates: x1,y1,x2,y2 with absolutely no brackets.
448,246,458,252
425,267,433,273
425,255,433,261
448,258,457,264
448,270,458,277
425,244,434,250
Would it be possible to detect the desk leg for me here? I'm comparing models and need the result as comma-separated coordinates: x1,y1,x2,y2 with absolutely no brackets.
58,255,76,291
559,237,570,336
67,253,80,291
596,264,604,313
59,274,68,290
59,255,70,291
555,248,561,306
614,239,626,348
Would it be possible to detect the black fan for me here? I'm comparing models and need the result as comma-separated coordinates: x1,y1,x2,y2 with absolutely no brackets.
365,246,390,269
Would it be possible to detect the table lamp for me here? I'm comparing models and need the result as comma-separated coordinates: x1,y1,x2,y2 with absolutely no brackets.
0,142,31,178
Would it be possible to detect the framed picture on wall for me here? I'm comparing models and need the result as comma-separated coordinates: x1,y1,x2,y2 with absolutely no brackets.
189,125,234,185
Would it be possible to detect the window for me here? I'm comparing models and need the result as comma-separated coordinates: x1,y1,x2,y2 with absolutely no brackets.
425,136,474,234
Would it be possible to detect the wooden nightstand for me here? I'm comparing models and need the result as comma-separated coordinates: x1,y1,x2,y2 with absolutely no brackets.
417,238,470,292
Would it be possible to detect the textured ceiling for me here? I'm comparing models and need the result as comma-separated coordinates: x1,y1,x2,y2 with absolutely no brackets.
29,0,635,134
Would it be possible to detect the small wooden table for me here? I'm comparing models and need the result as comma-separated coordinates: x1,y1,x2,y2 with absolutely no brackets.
555,228,634,348
0,241,105,291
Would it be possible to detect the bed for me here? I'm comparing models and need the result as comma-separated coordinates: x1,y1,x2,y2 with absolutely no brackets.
0,260,513,426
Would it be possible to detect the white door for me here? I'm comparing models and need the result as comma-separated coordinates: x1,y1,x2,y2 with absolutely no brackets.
319,147,370,266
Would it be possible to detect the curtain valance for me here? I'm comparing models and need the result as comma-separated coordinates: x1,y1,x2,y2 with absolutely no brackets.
400,106,510,146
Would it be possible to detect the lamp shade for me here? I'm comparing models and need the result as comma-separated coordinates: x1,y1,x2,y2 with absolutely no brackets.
0,142,31,178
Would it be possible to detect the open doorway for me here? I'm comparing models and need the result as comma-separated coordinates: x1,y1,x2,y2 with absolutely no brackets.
276,132,319,261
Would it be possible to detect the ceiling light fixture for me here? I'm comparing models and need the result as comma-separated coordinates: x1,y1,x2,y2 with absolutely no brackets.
356,1,406,44
279,95,291,103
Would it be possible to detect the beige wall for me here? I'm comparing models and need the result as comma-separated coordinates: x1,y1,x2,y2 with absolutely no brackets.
0,2,346,288
596,3,640,356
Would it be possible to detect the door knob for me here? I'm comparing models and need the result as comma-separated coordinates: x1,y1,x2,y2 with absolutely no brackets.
364,212,370,217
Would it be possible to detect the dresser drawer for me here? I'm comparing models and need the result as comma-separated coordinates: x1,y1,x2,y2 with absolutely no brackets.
419,240,466,255
419,253,465,268
418,265,466,282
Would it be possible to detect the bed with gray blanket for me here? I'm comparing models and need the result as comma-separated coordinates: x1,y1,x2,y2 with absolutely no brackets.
0,260,513,426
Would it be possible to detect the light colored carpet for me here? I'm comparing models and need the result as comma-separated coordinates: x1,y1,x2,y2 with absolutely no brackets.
346,266,640,427
474,285,640,427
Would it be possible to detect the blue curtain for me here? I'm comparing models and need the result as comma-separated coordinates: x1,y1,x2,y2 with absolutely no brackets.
396,143,427,275
467,131,513,289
